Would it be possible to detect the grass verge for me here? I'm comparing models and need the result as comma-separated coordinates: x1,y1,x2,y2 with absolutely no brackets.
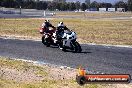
0,56,103,88
0,57,131,88
56,12,132,18
0,14,132,45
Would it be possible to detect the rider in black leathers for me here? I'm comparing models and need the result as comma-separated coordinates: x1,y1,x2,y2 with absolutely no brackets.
56,22,69,40
56,22,70,48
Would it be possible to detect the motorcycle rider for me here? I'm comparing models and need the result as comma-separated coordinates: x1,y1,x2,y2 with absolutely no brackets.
41,20,55,34
56,22,69,39
40,20,56,46
56,22,70,49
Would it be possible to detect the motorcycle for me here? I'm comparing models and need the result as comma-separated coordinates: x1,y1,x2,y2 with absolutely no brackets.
40,28,57,47
39,27,82,53
60,30,82,53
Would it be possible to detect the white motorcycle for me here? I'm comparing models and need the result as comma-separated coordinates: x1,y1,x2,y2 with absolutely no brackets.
58,30,82,53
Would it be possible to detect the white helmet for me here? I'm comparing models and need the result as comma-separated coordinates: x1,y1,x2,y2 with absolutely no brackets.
58,22,64,27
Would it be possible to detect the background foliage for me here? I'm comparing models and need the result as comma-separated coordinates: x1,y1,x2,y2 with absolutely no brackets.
0,0,132,11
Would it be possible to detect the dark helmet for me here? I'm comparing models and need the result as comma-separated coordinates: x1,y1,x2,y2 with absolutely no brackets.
45,20,50,23
44,20,50,27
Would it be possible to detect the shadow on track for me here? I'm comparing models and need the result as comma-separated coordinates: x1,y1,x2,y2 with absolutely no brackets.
48,44,92,54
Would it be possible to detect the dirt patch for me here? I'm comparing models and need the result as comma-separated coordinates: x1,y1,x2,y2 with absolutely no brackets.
44,65,77,80
0,57,77,83
0,67,43,83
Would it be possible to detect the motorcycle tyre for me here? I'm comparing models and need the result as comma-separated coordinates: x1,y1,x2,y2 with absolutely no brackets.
42,36,46,45
42,36,50,47
72,41,82,53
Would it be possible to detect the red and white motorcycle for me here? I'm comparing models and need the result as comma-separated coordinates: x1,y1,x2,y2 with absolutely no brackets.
40,28,57,47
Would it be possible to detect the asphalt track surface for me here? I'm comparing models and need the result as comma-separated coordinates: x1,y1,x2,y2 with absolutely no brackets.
0,38,132,76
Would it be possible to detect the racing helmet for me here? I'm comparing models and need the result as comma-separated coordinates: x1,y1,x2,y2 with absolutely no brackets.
45,20,50,23
58,22,64,27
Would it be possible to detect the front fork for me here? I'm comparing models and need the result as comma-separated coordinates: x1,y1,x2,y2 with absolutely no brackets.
70,39,77,49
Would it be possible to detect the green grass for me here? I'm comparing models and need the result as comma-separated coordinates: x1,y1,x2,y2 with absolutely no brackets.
0,14,132,45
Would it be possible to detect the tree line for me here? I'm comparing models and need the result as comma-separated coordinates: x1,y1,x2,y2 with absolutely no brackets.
0,0,132,11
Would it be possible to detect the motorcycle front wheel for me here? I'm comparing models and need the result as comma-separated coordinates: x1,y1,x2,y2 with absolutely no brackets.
71,41,82,53
42,36,46,45
42,36,50,47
